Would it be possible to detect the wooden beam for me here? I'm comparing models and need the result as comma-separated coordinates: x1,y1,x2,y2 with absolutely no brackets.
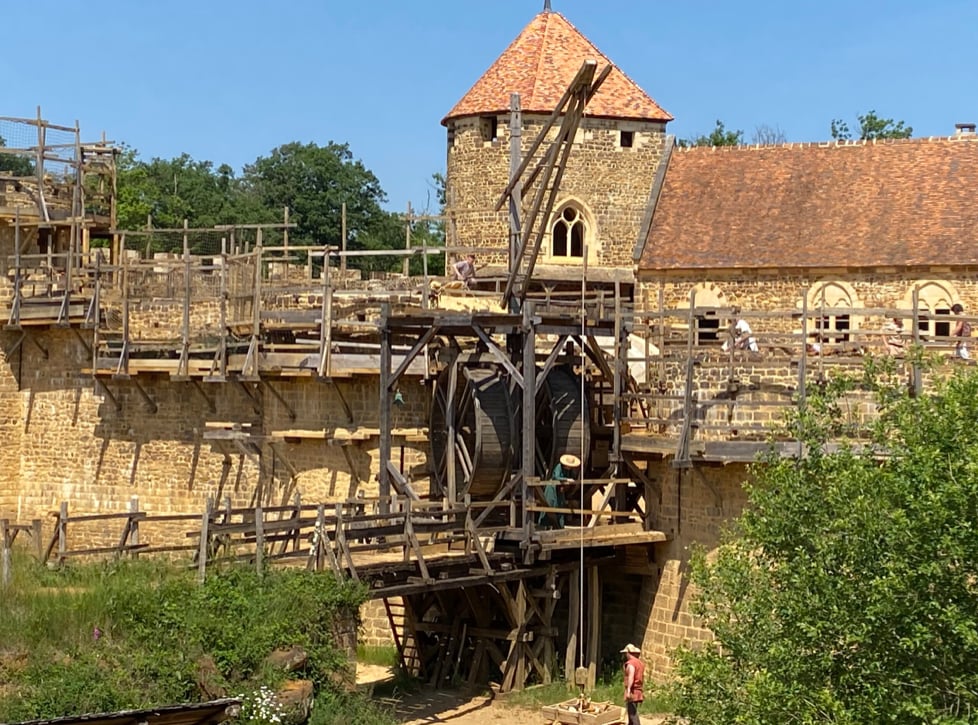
586,565,600,690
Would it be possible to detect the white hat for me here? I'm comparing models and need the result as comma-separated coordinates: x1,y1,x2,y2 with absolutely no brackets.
620,643,641,654
559,454,581,468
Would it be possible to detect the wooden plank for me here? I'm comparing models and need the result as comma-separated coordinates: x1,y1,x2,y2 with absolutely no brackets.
586,566,599,690
565,570,579,682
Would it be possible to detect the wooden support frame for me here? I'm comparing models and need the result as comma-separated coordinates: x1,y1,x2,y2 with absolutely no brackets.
379,303,393,513
233,379,263,416
188,380,217,414
130,378,158,414
321,377,354,424
521,302,538,555
499,61,613,309
260,379,296,422
27,332,48,360
94,376,123,412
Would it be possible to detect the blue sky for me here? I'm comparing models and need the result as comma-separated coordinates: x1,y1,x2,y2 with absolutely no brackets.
5,1,976,214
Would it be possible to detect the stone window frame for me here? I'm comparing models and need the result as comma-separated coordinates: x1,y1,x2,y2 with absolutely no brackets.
803,281,861,344
546,200,596,264
900,280,960,340
677,283,729,345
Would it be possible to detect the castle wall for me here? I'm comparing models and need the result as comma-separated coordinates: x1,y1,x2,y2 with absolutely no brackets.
635,461,751,682
0,327,430,551
446,115,667,269
638,270,978,330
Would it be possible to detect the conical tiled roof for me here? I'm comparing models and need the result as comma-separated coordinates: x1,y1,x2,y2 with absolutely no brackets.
442,10,672,125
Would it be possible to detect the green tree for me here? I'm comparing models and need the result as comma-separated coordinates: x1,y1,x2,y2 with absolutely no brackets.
406,172,447,276
0,134,35,176
679,120,744,148
831,110,913,140
116,149,265,231
242,141,400,271
670,366,978,723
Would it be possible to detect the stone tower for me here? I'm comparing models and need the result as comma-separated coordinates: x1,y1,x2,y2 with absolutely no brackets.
442,7,672,278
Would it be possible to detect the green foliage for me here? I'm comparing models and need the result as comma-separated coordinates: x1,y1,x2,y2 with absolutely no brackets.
242,141,403,271
115,147,274,233
0,559,369,721
356,644,398,668
0,134,36,176
310,690,397,725
831,110,913,140
679,120,743,148
503,675,669,715
670,366,978,724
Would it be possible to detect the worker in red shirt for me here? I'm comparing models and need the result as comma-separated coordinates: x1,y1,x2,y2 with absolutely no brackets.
621,643,645,725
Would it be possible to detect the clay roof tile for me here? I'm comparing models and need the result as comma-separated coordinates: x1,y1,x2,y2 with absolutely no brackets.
443,11,671,125
638,136,978,271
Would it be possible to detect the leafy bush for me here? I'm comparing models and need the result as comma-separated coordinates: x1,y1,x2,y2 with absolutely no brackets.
0,560,368,721
670,366,978,723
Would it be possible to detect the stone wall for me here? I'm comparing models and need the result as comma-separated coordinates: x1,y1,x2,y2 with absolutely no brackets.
0,327,430,552
638,270,978,334
635,461,751,681
446,114,667,269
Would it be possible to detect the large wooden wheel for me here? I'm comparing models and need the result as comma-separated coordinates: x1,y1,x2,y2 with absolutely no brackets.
537,365,590,475
430,365,516,501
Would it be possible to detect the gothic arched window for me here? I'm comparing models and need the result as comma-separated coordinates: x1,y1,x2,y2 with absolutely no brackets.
551,205,586,259
805,282,861,343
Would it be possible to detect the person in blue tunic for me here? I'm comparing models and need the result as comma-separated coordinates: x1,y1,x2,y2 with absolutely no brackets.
537,453,580,529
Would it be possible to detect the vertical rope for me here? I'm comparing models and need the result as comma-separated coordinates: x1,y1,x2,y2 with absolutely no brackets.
579,242,587,668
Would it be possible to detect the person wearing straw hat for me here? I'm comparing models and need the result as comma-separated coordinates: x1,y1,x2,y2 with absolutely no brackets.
620,643,645,725
537,453,580,529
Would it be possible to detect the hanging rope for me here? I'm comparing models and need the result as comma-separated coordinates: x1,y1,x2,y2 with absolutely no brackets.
578,241,587,670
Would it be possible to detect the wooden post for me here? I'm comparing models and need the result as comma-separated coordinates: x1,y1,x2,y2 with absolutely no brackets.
57,501,68,566
181,220,191,376
218,237,228,378
403,202,412,277
340,202,348,273
197,500,211,584
586,565,600,690
445,359,458,506
379,304,392,514
31,519,42,560
283,207,290,250
129,496,140,559
310,503,326,572
508,93,523,270
613,280,623,465
254,501,265,576
912,286,922,396
564,569,580,682
522,302,537,550
1,519,10,587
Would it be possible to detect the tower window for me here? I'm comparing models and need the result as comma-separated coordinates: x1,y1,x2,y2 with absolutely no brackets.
552,206,586,259
480,116,498,143
620,130,634,148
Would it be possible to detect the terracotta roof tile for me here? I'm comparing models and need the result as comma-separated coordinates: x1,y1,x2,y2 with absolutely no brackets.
639,136,978,270
443,11,672,125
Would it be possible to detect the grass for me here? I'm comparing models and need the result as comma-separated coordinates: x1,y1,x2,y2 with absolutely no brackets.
0,552,394,724
356,644,399,668
502,676,672,716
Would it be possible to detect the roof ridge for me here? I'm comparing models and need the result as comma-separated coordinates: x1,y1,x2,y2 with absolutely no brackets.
531,12,557,107
673,135,978,154
442,9,671,124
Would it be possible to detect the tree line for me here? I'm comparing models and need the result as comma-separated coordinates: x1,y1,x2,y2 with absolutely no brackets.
113,141,445,274
680,110,913,147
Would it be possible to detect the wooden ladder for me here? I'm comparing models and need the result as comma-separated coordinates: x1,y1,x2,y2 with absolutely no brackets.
383,597,423,677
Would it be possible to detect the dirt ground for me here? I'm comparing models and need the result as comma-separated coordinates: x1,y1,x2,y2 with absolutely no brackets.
357,664,669,724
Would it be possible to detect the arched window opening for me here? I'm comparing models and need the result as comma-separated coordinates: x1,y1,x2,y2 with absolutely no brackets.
552,206,586,259
681,283,729,346
806,282,860,344
909,283,957,340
